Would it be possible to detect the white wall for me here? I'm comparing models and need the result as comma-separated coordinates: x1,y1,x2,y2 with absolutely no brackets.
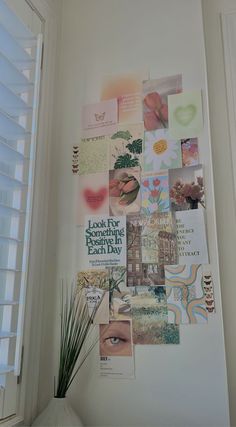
202,1,236,426
37,0,232,426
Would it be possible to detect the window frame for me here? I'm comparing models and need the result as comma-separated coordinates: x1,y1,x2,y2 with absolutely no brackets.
0,1,60,425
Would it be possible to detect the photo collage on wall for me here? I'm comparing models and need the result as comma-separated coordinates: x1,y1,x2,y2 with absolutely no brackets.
74,72,215,378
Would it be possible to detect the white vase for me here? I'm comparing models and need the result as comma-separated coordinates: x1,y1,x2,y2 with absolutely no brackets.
32,397,84,426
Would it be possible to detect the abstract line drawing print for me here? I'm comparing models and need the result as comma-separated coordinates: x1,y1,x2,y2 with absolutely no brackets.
165,264,207,324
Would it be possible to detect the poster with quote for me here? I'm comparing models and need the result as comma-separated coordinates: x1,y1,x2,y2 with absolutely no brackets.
84,215,126,268
176,209,208,264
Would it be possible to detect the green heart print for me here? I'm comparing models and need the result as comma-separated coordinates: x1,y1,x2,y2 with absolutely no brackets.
174,104,197,126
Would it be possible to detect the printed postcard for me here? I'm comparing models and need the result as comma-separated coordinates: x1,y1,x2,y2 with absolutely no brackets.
84,215,126,268
109,122,143,170
169,164,204,211
78,139,109,175
99,319,135,378
127,214,143,286
109,167,141,216
144,129,182,173
141,212,178,265
108,267,132,320
165,264,208,324
176,209,209,265
181,138,199,167
101,72,146,123
141,172,169,215
77,269,109,324
130,286,180,345
127,214,167,286
143,74,182,131
77,172,109,226
81,99,118,139
168,90,203,138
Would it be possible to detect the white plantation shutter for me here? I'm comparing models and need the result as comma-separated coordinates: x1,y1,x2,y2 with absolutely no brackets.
0,0,42,419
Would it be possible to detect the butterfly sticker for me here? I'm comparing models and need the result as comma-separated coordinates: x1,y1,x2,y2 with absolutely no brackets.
202,271,215,313
72,145,79,175
95,112,106,122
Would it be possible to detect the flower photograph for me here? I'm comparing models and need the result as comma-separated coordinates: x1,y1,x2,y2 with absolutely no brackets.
143,74,182,131
144,129,182,173
169,165,205,210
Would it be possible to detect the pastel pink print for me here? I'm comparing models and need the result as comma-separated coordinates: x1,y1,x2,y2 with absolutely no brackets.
83,188,108,210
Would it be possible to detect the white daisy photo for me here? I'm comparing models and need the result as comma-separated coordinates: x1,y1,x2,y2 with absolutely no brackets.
144,129,182,173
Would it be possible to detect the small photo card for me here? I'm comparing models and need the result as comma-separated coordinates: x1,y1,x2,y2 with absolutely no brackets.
81,99,118,139
141,172,170,215
99,320,135,379
109,122,143,170
165,264,208,324
109,167,141,216
77,269,109,324
78,139,109,175
141,212,178,265
168,90,203,138
169,164,204,211
77,172,109,226
143,74,182,131
175,209,209,265
130,286,180,345
181,138,199,167
144,129,182,173
108,267,131,320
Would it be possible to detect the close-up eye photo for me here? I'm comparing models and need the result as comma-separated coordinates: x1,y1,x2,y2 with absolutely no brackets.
100,320,133,357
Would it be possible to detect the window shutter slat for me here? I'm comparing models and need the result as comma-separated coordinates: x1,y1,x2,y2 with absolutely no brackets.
0,1,35,41
0,25,34,71
0,205,25,217
0,332,16,339
0,110,30,140
0,171,26,188
0,364,14,375
0,82,32,117
0,300,18,306
0,52,33,92
0,137,27,160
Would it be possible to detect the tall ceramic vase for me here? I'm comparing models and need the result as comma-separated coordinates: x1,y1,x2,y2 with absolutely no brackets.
32,397,84,426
